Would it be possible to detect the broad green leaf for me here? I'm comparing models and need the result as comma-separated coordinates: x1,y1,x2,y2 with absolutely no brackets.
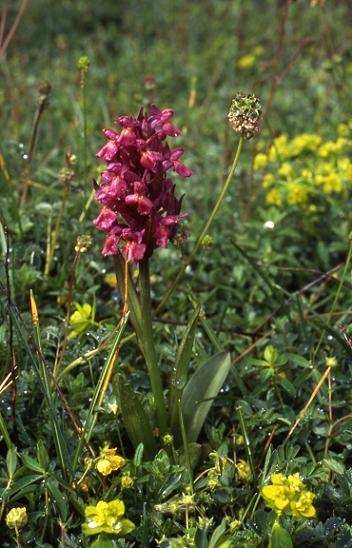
181,352,231,443
114,375,156,457
323,458,345,475
195,527,209,548
37,440,49,470
8,474,42,497
47,479,68,522
208,519,228,548
0,412,13,450
133,443,144,467
270,522,293,548
285,353,312,368
22,454,43,474
170,305,200,433
277,376,296,398
6,446,17,478
90,535,115,548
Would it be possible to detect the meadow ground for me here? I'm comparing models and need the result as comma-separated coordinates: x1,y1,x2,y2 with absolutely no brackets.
1,1,352,546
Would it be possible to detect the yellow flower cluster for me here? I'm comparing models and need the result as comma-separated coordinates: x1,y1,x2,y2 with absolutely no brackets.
237,45,265,70
95,445,126,476
69,303,94,338
262,473,316,519
6,507,28,529
236,459,251,482
254,123,352,212
82,499,135,536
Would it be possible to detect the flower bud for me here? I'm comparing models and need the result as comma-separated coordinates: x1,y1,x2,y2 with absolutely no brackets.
121,475,134,489
162,433,174,446
77,56,90,72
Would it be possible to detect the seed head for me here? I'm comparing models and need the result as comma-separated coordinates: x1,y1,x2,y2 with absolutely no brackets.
228,93,262,139
75,235,92,253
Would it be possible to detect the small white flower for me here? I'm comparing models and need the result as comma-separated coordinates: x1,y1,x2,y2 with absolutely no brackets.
263,220,275,230
88,521,98,529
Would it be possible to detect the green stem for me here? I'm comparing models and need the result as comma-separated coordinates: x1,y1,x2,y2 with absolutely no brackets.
178,399,193,492
236,405,256,481
139,258,168,434
156,136,243,314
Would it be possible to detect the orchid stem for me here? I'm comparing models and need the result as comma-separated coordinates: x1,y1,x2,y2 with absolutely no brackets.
139,258,168,434
157,136,243,313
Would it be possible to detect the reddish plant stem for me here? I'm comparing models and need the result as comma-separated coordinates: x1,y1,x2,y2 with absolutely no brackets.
262,0,292,125
0,0,30,58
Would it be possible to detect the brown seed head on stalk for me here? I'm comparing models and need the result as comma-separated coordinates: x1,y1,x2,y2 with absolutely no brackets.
38,79,51,105
75,234,92,254
228,93,262,140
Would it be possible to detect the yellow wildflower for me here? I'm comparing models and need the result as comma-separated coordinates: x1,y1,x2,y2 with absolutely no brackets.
104,272,117,288
253,45,265,56
263,173,275,187
121,475,134,489
278,162,293,179
290,133,322,155
253,153,268,171
301,168,313,181
96,446,125,476
287,184,308,205
326,356,337,368
69,303,94,338
266,188,282,206
268,135,289,161
338,158,352,181
236,460,251,482
82,499,135,536
337,123,350,138
262,473,316,519
237,54,256,69
316,172,342,193
6,507,28,529
318,138,350,158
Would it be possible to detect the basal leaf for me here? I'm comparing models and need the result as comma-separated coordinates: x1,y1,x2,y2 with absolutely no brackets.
181,352,231,443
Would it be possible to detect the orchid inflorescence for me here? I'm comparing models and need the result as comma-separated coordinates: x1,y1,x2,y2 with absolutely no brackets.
94,105,192,264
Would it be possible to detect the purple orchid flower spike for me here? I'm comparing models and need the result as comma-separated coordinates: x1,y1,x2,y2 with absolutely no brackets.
94,104,192,264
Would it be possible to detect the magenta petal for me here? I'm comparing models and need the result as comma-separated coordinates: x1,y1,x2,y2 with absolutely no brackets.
96,141,118,161
125,194,153,216
170,148,184,161
102,234,119,255
125,241,146,263
162,122,180,137
93,208,117,231
103,128,118,140
173,161,192,177
140,150,162,172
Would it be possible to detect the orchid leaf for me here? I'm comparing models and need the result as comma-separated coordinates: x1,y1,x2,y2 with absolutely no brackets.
170,305,200,434
181,352,231,443
114,375,156,457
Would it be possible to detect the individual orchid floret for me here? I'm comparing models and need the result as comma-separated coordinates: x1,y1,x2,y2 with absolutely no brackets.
94,104,192,264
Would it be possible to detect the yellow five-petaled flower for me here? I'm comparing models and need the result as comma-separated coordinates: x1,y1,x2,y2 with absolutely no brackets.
82,499,135,537
95,445,126,476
